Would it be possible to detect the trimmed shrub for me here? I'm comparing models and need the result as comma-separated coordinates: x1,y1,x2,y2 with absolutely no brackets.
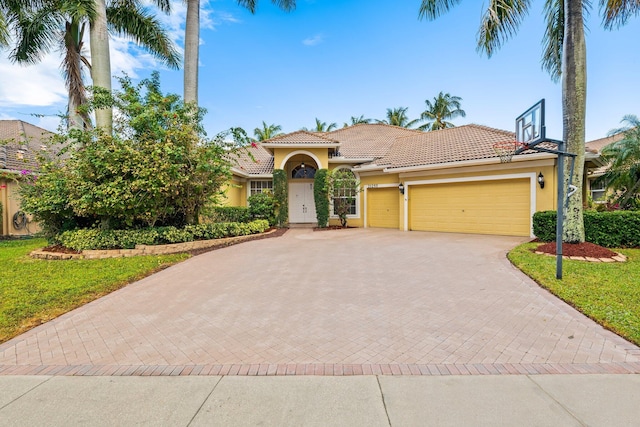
248,192,276,225
56,219,270,251
273,169,288,227
532,210,640,248
532,211,557,242
208,206,251,223
314,169,329,228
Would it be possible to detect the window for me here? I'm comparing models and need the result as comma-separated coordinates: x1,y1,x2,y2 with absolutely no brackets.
331,169,357,216
333,185,357,215
250,180,273,196
291,164,316,179
590,179,607,202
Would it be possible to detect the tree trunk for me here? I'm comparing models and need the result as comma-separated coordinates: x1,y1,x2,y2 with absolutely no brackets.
561,0,586,243
184,0,200,105
89,0,113,134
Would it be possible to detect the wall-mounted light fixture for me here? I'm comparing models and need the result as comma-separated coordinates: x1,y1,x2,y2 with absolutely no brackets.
399,183,405,194
537,172,545,189
300,162,305,169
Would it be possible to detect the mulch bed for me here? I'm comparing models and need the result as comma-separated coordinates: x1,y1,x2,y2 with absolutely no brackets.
42,244,81,254
535,241,617,258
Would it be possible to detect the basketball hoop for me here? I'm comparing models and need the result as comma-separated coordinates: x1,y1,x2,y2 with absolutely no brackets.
492,141,526,163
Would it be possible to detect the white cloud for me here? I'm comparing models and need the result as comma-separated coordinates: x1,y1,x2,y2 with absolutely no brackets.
303,34,325,46
0,54,67,107
0,0,241,112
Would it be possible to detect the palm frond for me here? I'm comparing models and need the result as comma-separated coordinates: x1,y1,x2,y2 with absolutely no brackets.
10,5,61,64
0,12,9,47
107,2,181,69
477,0,531,57
541,0,563,81
601,0,640,29
236,0,296,14
419,0,463,20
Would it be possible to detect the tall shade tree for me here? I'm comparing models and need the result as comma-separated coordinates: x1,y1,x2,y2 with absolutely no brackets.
376,107,421,129
184,0,296,106
598,115,640,209
9,0,179,130
419,0,639,243
254,121,283,141
419,92,466,131
90,0,175,134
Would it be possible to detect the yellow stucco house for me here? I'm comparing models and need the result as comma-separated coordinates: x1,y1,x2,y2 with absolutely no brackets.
0,120,52,236
226,123,604,237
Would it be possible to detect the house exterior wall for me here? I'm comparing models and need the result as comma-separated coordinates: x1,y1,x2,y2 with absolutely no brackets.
223,155,564,237
394,159,557,236
274,147,328,171
0,179,39,236
222,178,247,207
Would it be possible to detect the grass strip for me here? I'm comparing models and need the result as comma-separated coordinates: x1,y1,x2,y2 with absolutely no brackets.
0,239,188,343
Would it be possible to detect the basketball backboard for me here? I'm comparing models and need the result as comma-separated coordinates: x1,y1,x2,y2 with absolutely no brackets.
515,99,545,147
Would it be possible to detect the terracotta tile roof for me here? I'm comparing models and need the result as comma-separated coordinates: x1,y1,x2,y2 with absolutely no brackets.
378,124,516,169
585,133,624,154
231,143,274,175
326,123,423,159
0,120,54,172
261,130,339,145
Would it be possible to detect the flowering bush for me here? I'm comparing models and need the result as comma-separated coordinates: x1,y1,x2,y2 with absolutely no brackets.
19,73,249,238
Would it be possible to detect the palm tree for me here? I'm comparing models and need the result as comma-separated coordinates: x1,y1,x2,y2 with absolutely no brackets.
313,118,337,132
184,0,296,106
343,115,372,127
419,0,639,243
599,115,640,209
419,92,466,131
376,107,421,129
9,0,179,130
90,0,175,134
254,121,283,141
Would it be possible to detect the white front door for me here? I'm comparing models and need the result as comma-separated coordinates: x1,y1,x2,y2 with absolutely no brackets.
289,182,316,223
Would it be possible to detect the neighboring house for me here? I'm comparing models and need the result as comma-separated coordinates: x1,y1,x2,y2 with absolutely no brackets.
584,133,625,203
0,120,53,236
227,123,604,237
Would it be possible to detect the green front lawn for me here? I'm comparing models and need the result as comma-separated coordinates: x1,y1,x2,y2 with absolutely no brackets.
509,243,640,346
0,238,188,344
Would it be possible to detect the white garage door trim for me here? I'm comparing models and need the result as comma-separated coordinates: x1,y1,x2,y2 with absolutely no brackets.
363,183,400,229
403,173,537,237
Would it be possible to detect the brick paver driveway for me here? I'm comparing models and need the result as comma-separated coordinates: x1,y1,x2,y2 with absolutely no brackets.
1,229,639,376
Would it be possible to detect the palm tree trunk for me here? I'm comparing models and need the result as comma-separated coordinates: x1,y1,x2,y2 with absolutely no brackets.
89,0,112,134
184,0,199,105
64,21,90,130
561,0,586,243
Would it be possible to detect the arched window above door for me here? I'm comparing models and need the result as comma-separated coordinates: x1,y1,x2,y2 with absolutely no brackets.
291,164,316,179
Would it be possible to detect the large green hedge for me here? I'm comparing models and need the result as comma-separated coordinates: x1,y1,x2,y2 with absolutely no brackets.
208,206,251,223
314,169,329,228
533,210,640,248
273,169,288,227
56,220,269,251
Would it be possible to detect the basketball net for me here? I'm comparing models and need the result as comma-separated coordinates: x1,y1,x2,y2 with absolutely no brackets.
492,141,526,163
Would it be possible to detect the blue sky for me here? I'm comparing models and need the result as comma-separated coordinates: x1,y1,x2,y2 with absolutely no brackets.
0,0,638,141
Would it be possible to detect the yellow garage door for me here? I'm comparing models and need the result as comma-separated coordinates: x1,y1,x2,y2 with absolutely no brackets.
409,179,531,236
367,187,400,229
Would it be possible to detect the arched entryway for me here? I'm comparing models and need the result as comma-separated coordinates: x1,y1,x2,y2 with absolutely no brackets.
285,153,319,224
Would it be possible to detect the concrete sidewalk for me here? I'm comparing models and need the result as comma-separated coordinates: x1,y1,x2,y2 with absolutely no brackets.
1,374,639,426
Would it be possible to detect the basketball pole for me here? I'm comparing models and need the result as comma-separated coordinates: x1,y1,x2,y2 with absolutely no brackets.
556,144,565,280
